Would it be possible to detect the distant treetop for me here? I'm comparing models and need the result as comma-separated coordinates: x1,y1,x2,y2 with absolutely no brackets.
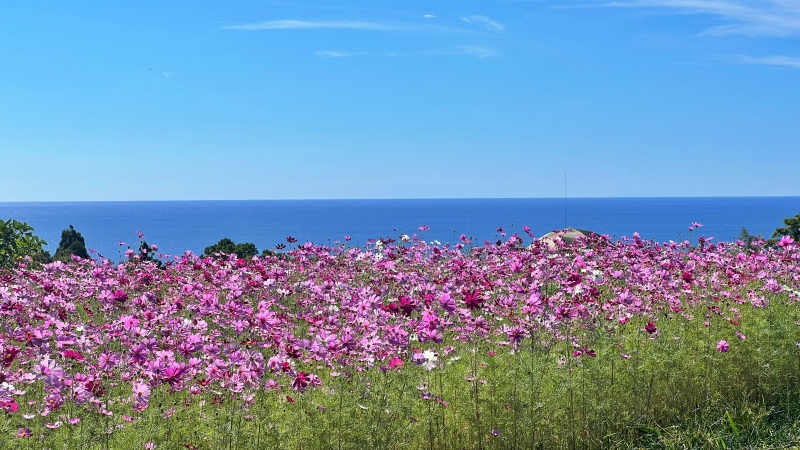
204,237,259,259
54,225,89,262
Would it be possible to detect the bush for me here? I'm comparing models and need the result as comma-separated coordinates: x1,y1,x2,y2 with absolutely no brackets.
0,218,50,269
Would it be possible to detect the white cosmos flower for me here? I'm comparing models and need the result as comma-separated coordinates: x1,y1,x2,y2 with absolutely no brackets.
422,350,438,371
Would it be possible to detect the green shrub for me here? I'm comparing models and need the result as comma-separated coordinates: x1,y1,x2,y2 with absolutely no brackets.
0,218,50,269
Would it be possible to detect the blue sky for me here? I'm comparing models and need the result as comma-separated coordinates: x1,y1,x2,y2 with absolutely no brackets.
1,1,798,200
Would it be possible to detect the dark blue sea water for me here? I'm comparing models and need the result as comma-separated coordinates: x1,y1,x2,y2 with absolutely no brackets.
1,198,798,261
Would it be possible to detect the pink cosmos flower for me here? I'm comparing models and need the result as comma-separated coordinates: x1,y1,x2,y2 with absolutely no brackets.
2,346,20,367
778,235,794,248
292,372,311,392
397,296,417,315
522,293,544,315
16,428,32,438
132,381,151,411
463,290,484,310
389,357,404,370
162,407,176,419
0,400,19,413
717,340,730,353
62,349,85,361
439,293,456,313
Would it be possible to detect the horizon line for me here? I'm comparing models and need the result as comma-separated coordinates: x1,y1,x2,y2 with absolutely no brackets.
2,195,800,204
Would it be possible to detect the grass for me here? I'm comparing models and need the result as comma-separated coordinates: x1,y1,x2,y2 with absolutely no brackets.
4,295,800,449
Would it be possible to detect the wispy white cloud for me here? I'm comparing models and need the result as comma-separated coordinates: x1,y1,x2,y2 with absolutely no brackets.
600,0,800,36
385,46,499,58
162,72,173,78
454,45,500,58
459,15,506,32
423,14,437,19
314,46,498,59
224,20,402,31
223,19,466,34
314,51,357,58
735,54,800,68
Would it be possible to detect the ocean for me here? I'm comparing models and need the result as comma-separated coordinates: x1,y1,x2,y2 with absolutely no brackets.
1,198,798,261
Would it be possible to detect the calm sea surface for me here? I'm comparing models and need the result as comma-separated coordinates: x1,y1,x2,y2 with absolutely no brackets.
1,198,798,261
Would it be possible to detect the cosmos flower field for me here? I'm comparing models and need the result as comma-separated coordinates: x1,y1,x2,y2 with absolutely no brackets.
1,227,799,449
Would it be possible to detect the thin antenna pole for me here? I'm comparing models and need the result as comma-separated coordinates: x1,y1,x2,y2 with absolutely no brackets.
564,172,567,229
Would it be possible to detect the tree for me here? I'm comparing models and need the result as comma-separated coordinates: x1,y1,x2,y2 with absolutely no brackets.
737,227,763,251
772,212,800,243
204,238,259,259
0,219,51,269
136,240,164,268
53,225,89,262
234,242,258,259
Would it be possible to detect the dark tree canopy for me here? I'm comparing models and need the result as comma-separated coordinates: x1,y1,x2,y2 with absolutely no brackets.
204,238,259,259
772,212,800,242
54,225,89,262
136,240,164,268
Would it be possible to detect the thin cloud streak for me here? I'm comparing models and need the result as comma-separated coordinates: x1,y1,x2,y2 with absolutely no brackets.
735,54,800,68
314,46,499,59
454,45,500,58
314,51,358,58
223,19,465,33
224,20,403,30
459,15,506,32
600,0,800,36
385,45,499,58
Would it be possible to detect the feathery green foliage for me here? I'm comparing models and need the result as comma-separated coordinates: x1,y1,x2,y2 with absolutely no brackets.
0,218,50,269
